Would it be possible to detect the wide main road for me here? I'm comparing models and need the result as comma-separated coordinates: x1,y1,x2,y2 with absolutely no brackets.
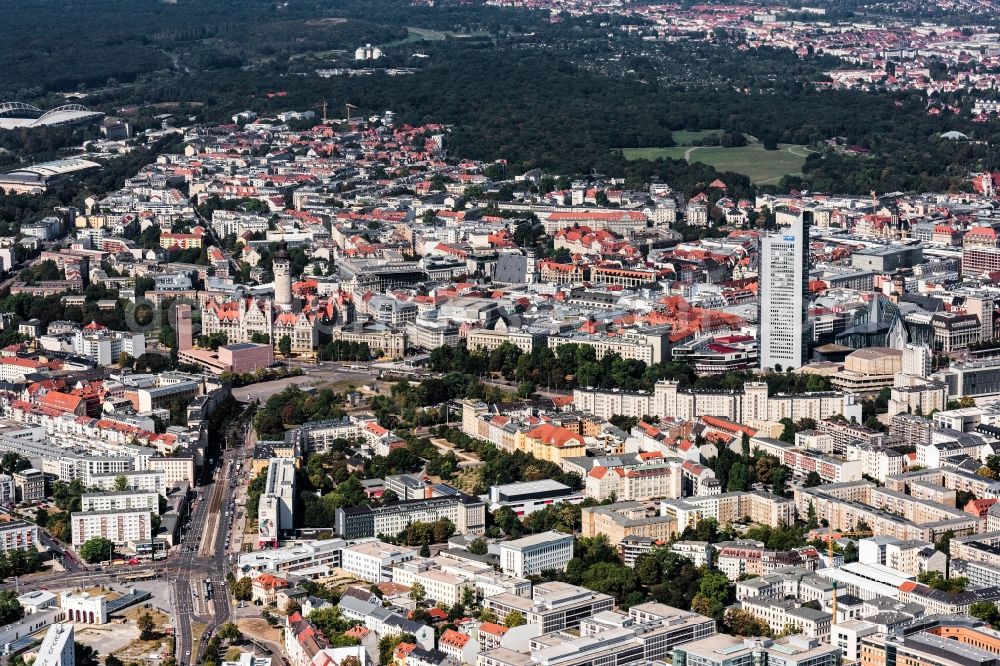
175,413,250,666
1,410,251,666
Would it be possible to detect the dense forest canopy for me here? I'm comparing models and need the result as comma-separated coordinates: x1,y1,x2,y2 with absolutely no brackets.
2,0,998,196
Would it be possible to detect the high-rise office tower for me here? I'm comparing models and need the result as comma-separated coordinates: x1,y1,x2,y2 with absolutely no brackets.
759,210,811,371
175,303,193,351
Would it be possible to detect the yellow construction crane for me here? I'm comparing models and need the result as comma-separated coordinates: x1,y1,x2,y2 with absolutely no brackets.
313,100,329,123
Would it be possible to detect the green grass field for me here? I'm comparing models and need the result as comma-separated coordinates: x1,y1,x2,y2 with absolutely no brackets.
382,26,491,48
621,142,814,183
670,129,723,146
408,27,447,41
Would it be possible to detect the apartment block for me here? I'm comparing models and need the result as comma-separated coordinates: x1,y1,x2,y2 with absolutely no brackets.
335,492,486,540
391,559,474,606
0,520,38,553
739,597,832,641
70,508,152,549
585,459,683,502
89,470,167,496
581,502,678,544
751,436,862,484
80,491,159,513
795,481,981,542
661,491,796,531
572,380,859,425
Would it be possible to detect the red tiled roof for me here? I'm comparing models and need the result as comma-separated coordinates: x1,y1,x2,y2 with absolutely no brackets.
39,392,83,413
479,622,509,637
526,423,584,448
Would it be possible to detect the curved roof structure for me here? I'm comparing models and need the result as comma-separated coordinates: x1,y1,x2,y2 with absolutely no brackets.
10,158,101,177
0,102,103,129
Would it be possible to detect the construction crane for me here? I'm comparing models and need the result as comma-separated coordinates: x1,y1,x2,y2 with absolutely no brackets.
313,100,329,123
344,102,358,120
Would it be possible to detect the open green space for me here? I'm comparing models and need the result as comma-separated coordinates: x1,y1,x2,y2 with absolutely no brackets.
621,141,814,183
670,129,723,146
381,26,492,48
407,26,448,41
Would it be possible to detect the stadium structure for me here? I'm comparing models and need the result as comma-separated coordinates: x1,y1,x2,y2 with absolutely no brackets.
0,158,101,194
0,102,104,129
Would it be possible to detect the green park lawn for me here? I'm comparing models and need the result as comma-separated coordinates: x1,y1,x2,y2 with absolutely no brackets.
620,141,814,184
669,129,723,146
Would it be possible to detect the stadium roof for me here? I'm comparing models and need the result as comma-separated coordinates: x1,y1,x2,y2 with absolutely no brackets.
0,102,104,129
6,158,101,178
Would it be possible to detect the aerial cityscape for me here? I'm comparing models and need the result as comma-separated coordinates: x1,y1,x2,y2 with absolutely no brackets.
1,0,1000,665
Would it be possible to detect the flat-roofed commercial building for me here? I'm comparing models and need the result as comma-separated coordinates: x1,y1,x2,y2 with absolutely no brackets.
478,603,715,666
484,582,615,633
499,531,574,577
335,492,486,539
258,457,296,547
237,538,346,578
486,480,584,516
673,634,841,666
340,539,417,583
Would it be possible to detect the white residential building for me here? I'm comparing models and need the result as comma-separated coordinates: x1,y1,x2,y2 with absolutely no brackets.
846,443,905,483
70,508,152,549
72,327,145,366
0,520,38,553
340,540,417,583
33,623,74,666
89,470,167,496
499,531,574,577
670,541,712,567
80,491,159,513
392,560,473,606
858,536,946,576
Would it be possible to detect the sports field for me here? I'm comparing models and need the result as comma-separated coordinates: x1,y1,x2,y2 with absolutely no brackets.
621,141,814,184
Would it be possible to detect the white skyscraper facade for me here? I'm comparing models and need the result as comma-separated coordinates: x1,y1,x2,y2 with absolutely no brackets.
760,210,810,371
902,343,932,378
34,623,75,666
